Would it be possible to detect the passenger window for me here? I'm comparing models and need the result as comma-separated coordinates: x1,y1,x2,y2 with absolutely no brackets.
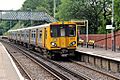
39,30,42,38
39,34,42,38
34,34,36,38
32,33,33,38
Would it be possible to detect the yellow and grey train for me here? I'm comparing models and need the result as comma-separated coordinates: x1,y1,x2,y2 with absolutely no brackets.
8,21,77,58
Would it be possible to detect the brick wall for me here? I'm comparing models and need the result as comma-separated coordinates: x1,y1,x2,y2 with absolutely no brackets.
80,30,120,49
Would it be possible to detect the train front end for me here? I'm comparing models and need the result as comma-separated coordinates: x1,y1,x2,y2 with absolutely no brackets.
49,21,77,56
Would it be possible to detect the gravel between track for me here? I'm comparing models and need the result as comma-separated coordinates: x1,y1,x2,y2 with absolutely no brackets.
3,42,58,80
56,61,116,80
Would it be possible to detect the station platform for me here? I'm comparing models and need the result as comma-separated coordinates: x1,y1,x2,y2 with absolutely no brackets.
76,46,120,62
0,42,24,80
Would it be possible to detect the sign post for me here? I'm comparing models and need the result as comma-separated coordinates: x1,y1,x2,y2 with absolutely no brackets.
106,25,115,51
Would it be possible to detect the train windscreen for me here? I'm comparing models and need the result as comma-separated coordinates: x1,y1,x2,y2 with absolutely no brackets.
50,24,76,37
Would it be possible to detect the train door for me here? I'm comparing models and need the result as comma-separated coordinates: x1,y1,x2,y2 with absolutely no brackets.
36,29,38,46
38,29,42,47
44,28,47,48
29,30,31,44
33,30,36,45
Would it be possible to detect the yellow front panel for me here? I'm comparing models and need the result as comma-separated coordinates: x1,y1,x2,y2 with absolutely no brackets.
68,37,77,49
59,37,67,48
50,37,77,50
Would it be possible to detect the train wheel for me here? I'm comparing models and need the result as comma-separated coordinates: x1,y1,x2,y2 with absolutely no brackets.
47,51,53,59
54,53,61,60
69,50,75,56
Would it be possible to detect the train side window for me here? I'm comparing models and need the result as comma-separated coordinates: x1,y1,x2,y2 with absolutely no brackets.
32,33,33,38
39,30,42,38
34,34,36,38
26,31,29,37
39,34,42,38
32,30,36,38
26,34,28,37
31,31,34,38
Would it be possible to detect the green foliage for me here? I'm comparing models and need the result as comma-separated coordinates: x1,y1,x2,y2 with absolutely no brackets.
57,0,110,33
0,21,17,35
114,0,120,29
56,0,85,20
22,0,43,10
1,0,120,35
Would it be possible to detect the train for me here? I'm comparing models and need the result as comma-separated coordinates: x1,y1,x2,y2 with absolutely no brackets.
8,21,77,59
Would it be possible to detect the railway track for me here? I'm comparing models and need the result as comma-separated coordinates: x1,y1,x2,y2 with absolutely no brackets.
57,59,120,80
1,39,120,80
2,42,64,80
7,50,32,80
14,44,119,80
25,46,120,79
2,40,89,80
71,60,120,80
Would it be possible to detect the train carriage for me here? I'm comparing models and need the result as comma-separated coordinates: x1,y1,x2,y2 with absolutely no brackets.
8,21,77,58
8,30,17,42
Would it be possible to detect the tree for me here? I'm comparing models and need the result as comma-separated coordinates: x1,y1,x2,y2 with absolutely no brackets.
114,0,120,30
57,0,112,34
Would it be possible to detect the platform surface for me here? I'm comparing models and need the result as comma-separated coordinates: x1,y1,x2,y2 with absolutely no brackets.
0,42,24,80
76,45,120,62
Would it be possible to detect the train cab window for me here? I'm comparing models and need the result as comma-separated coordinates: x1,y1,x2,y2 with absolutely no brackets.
68,25,76,37
50,26,58,37
60,27,65,37
50,24,76,37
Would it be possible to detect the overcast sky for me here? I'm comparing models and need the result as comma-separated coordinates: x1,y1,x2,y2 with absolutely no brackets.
0,0,26,10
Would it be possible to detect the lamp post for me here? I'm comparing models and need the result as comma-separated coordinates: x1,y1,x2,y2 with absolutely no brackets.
53,0,56,18
86,20,88,47
111,0,115,51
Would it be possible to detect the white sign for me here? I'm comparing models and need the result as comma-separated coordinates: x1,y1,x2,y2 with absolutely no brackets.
106,25,114,29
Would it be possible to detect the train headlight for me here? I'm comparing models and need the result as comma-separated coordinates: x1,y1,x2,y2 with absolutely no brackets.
70,41,76,46
51,42,57,47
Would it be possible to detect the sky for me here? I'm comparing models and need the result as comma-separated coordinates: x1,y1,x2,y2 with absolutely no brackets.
0,0,26,10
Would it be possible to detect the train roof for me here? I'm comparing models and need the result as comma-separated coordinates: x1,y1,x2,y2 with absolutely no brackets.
8,29,17,32
8,21,76,32
8,23,51,32
25,23,50,30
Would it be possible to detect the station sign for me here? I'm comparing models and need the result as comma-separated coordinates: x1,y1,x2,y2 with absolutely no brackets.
106,25,114,30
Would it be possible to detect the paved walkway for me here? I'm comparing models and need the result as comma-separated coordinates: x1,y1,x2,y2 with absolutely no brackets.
76,45,120,62
0,42,24,80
